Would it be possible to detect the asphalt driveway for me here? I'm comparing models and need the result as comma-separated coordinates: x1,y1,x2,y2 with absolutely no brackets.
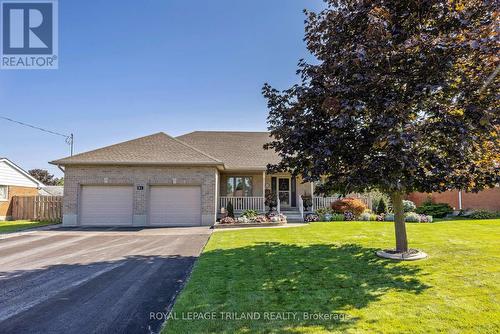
0,226,212,334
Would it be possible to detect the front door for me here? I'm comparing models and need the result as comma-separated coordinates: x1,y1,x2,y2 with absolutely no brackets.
278,178,291,208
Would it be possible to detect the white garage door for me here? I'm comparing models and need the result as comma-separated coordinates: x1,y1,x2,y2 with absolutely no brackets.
80,186,133,226
149,186,201,226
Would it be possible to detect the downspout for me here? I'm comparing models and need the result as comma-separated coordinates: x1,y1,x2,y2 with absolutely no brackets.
458,190,462,210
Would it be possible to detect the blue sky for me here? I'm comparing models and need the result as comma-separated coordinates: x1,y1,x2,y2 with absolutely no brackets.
1,0,324,176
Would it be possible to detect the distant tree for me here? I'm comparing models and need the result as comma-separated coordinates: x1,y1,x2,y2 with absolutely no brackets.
56,177,64,186
376,198,387,215
263,0,499,253
28,169,61,186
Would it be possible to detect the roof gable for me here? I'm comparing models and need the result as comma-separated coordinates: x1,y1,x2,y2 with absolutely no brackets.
0,158,44,187
50,132,222,166
176,131,280,170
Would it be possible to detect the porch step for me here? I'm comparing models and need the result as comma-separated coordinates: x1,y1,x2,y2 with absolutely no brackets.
281,211,305,222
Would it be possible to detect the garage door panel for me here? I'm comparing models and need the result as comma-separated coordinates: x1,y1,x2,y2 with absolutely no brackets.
81,186,133,225
150,186,201,226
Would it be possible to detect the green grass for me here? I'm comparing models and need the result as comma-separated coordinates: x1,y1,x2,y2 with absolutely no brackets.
164,220,500,333
0,220,57,233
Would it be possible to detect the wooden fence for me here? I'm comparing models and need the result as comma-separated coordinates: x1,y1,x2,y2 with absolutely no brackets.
12,196,63,222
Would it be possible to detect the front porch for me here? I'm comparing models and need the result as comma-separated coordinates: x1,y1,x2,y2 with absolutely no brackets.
217,171,372,217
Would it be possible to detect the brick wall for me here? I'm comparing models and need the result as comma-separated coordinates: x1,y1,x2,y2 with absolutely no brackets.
0,185,39,220
407,187,500,211
63,165,218,226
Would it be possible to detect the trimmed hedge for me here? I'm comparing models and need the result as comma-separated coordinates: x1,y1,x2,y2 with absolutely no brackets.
416,202,453,218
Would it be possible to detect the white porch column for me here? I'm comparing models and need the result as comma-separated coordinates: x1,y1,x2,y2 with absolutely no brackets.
262,171,266,212
310,181,314,211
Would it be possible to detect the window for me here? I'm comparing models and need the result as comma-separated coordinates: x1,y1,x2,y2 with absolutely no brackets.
226,177,253,197
0,185,7,201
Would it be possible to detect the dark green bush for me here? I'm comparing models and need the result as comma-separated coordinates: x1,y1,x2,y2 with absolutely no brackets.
227,201,234,218
416,202,453,218
376,198,387,214
469,210,500,219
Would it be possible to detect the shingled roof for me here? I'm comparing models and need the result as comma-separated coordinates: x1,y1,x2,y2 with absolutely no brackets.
50,132,222,166
176,131,280,170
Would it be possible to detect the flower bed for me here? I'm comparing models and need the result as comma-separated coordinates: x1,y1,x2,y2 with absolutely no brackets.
314,206,433,223
215,211,287,229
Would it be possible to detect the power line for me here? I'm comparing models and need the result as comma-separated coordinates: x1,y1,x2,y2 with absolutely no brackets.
0,115,74,156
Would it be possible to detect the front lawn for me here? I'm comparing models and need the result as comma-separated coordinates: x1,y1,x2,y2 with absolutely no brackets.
164,220,500,333
0,220,57,233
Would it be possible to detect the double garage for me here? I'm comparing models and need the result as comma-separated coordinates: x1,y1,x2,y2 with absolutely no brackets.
79,185,202,226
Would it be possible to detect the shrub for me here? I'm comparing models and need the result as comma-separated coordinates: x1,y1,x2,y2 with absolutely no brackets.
331,198,367,216
359,212,378,221
404,212,420,222
266,211,278,219
219,216,235,224
359,212,377,221
469,210,500,219
266,211,286,222
330,213,344,221
402,200,416,213
254,215,268,223
376,198,387,214
226,201,234,218
359,212,372,221
416,202,453,218
316,207,333,215
343,211,355,221
419,214,433,223
237,216,251,223
384,213,395,221
304,213,320,222
316,207,333,221
241,209,258,218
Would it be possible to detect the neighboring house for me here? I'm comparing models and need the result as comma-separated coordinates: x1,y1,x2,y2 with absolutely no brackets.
0,158,45,221
50,132,332,227
39,186,64,196
407,187,500,212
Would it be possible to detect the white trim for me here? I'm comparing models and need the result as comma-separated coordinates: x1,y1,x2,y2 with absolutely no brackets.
262,171,266,208
0,158,45,188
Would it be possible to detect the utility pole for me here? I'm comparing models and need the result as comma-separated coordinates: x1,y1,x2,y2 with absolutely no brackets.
70,133,74,156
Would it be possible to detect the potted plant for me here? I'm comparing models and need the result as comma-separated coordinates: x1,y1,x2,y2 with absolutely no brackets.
265,189,277,211
301,195,312,211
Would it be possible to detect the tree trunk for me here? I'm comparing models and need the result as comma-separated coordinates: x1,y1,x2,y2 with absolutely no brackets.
390,191,409,252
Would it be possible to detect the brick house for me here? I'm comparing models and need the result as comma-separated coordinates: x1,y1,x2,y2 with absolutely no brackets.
0,158,44,220
51,132,369,227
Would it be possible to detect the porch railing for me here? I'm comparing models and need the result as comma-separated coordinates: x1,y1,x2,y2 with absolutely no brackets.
219,196,265,212
312,194,372,211
313,196,340,210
